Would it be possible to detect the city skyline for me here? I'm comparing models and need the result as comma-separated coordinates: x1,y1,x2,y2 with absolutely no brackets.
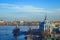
0,0,60,21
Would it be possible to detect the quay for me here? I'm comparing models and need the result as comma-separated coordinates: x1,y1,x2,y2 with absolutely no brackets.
0,20,60,26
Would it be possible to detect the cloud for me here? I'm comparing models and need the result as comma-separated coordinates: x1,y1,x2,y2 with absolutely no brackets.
53,9,60,13
0,3,60,21
0,3,47,12
0,3,60,14
48,9,60,14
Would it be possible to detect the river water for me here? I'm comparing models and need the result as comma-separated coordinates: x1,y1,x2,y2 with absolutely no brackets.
0,26,39,40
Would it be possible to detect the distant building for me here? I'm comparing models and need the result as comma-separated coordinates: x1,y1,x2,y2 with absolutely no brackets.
0,20,5,25
0,20,4,23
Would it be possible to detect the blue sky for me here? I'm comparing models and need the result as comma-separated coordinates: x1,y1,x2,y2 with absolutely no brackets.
0,0,60,21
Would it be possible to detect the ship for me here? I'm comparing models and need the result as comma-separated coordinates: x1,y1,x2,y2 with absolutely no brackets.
12,15,52,40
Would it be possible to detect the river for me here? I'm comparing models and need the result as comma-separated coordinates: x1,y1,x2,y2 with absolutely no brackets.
0,26,39,40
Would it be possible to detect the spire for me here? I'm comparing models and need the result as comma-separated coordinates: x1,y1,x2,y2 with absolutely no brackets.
44,14,47,21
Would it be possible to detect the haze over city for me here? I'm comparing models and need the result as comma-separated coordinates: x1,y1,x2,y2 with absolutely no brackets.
0,0,60,21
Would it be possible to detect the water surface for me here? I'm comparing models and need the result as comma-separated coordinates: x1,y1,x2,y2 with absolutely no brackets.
0,26,38,40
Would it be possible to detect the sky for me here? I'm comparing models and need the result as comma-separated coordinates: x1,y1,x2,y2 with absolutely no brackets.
0,0,60,21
